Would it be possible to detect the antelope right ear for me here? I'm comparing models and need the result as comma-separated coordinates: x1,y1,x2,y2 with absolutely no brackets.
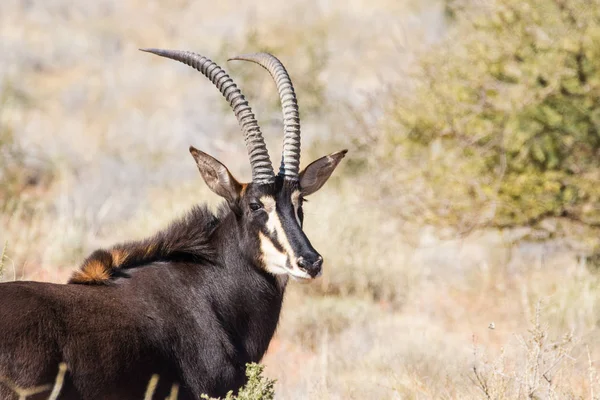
299,149,348,196
189,146,242,204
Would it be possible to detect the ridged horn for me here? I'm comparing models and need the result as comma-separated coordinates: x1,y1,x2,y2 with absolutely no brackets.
228,53,300,181
140,48,275,184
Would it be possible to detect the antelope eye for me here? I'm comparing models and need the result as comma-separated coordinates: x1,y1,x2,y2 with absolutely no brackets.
249,202,263,212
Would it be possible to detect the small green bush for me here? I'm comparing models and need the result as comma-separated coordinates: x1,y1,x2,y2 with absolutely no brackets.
201,363,275,400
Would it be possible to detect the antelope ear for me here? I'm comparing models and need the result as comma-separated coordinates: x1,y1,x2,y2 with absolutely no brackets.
299,149,348,196
189,146,242,203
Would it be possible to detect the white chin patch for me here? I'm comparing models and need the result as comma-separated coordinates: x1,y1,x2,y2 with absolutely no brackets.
288,272,313,283
286,267,312,281
259,232,313,280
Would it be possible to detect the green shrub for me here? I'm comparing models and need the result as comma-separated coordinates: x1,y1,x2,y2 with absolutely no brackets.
362,0,600,243
201,363,275,400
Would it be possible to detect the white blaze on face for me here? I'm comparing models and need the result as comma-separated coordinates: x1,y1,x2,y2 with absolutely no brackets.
261,196,277,234
290,190,301,225
258,231,288,275
258,195,311,280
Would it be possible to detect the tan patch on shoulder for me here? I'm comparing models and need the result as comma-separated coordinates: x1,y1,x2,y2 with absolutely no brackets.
110,249,128,266
69,259,112,284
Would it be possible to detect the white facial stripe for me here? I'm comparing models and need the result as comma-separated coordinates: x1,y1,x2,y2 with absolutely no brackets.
260,196,277,234
259,232,288,275
291,190,301,206
260,196,276,212
270,210,296,262
259,232,311,280
291,190,301,226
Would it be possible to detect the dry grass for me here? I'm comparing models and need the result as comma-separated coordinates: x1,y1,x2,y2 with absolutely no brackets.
0,241,6,279
264,201,600,398
1,363,270,400
2,0,600,399
0,363,66,400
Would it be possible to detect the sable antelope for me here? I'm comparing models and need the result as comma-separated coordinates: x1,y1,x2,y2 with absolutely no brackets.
0,50,346,399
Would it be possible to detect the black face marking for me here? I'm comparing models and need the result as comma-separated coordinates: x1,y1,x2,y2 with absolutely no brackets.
297,205,304,227
262,225,284,253
238,177,322,279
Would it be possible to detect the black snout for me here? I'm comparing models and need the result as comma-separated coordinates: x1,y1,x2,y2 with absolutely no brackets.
297,255,323,278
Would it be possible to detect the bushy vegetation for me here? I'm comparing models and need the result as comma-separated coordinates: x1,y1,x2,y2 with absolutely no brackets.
471,303,581,399
361,0,600,242
201,363,275,400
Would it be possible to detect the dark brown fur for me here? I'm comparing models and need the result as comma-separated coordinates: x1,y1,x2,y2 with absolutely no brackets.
69,205,221,285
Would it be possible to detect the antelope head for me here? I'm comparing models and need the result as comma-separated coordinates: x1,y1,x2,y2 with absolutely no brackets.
142,49,346,281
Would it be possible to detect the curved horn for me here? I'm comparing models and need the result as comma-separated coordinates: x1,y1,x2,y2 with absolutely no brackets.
228,53,300,181
140,48,275,184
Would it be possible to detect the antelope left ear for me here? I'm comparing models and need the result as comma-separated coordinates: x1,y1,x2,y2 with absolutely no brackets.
299,149,348,196
189,146,242,204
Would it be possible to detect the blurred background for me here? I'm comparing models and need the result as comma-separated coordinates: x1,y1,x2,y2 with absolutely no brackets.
2,0,600,398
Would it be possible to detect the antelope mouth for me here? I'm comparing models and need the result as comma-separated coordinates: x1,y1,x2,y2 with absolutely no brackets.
284,260,318,282
287,270,313,282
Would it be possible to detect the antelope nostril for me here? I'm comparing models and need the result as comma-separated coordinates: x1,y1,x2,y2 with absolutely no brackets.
313,256,323,269
296,257,310,270
296,255,323,277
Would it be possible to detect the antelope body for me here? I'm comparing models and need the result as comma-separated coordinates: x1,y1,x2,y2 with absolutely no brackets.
0,50,346,399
